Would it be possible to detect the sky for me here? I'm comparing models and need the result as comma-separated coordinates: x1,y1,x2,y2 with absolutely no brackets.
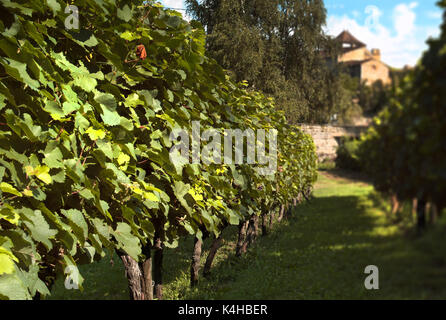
158,0,444,68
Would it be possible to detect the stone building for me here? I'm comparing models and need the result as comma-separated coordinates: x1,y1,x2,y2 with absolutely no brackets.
336,30,392,85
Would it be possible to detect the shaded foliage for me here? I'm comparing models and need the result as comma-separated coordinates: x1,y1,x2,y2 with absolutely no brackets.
336,137,362,171
185,0,352,124
359,0,446,211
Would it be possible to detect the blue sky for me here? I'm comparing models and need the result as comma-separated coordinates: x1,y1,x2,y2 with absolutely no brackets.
158,0,444,68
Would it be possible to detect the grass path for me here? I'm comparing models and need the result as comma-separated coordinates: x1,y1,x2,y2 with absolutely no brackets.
50,171,446,300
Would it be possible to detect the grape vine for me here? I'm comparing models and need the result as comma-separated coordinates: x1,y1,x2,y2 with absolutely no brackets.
0,0,317,299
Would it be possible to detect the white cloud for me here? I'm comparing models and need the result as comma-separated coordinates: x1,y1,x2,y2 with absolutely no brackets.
424,25,441,39
427,10,442,19
159,0,191,21
161,0,185,9
325,2,441,68
394,2,418,38
364,5,383,30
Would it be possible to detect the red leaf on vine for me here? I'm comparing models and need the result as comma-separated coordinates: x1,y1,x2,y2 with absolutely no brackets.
136,44,147,60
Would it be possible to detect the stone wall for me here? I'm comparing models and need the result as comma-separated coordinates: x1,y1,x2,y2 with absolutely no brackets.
300,124,368,161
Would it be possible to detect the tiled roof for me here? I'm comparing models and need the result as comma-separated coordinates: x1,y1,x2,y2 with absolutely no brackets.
336,30,366,48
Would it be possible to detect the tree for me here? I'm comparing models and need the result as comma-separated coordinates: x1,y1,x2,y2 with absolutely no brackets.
185,0,349,124
359,0,446,230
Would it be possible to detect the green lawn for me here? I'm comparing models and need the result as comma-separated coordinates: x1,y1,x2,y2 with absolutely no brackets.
49,170,446,300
